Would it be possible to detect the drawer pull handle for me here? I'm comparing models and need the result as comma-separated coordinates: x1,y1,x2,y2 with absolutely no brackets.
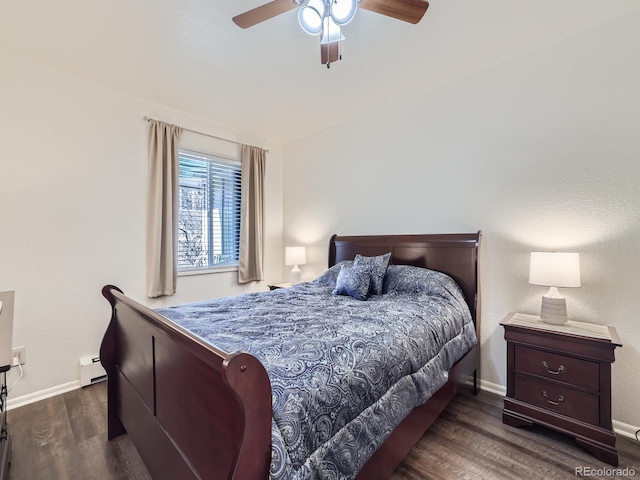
542,390,564,406
542,361,565,375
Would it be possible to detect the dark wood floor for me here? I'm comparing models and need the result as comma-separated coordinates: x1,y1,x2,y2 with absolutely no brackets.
5,382,640,479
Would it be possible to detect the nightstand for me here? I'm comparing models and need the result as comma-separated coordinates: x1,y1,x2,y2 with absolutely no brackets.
501,312,622,466
268,282,292,290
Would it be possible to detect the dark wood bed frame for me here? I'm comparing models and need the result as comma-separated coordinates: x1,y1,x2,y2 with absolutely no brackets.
100,232,481,480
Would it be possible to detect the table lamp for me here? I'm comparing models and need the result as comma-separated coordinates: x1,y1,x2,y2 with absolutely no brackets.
0,291,15,369
529,252,581,325
285,246,307,285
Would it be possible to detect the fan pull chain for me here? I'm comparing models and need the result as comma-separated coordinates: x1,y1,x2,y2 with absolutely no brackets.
338,1,342,62
325,0,329,68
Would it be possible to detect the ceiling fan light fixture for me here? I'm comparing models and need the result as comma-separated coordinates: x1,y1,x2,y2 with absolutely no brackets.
330,0,357,26
233,0,430,66
298,0,325,35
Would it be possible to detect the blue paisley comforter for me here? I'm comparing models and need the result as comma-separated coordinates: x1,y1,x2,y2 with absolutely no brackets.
156,264,477,480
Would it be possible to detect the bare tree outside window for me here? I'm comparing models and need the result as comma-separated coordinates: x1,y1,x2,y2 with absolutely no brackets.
178,183,208,268
178,151,241,271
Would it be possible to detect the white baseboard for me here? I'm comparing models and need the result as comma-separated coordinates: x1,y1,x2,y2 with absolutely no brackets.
613,420,640,441
478,379,507,396
6,380,80,410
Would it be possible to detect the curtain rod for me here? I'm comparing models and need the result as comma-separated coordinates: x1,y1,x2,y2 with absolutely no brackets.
143,116,269,153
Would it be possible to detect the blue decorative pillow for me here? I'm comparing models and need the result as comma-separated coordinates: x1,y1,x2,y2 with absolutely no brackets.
353,253,391,295
332,264,372,301
313,260,353,287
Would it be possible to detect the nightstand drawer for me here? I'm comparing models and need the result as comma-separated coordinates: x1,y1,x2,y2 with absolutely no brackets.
514,374,599,425
514,346,599,391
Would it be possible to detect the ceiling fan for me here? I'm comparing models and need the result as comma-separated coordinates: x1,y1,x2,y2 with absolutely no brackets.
233,0,430,67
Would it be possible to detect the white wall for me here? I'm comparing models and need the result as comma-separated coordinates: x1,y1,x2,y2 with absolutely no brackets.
0,53,284,399
283,11,640,429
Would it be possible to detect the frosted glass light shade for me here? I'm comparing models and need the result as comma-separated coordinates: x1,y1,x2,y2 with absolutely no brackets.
529,252,581,288
285,247,307,266
298,0,325,35
330,0,357,25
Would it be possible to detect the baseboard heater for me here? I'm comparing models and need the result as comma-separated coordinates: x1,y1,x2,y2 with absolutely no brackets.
80,356,107,387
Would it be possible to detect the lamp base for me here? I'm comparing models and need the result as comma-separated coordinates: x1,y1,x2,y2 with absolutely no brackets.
290,265,301,285
540,296,568,325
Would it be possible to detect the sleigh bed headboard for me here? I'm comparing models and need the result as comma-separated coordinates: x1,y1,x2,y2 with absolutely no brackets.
329,232,481,324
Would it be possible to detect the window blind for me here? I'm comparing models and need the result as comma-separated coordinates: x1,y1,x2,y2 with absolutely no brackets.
178,150,242,271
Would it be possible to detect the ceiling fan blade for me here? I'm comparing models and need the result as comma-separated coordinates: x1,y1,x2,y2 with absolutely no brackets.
358,0,429,24
232,0,298,29
321,41,340,65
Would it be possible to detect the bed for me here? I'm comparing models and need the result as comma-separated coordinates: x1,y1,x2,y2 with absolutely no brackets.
100,232,481,480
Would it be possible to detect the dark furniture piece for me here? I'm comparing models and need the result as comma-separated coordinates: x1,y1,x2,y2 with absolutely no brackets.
100,232,481,480
501,312,622,466
0,366,10,480
267,282,291,290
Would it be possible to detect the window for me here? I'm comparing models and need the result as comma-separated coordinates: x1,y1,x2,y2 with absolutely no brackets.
178,150,242,271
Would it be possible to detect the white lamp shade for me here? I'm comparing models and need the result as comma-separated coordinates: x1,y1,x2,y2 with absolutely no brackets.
529,252,581,288
285,247,307,266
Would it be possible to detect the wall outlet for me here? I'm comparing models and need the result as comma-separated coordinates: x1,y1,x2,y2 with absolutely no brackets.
12,346,26,365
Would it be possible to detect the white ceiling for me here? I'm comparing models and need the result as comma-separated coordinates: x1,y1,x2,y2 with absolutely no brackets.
2,0,639,144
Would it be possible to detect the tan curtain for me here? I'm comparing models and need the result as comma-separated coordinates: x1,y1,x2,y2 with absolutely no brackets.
146,120,183,297
238,145,266,283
